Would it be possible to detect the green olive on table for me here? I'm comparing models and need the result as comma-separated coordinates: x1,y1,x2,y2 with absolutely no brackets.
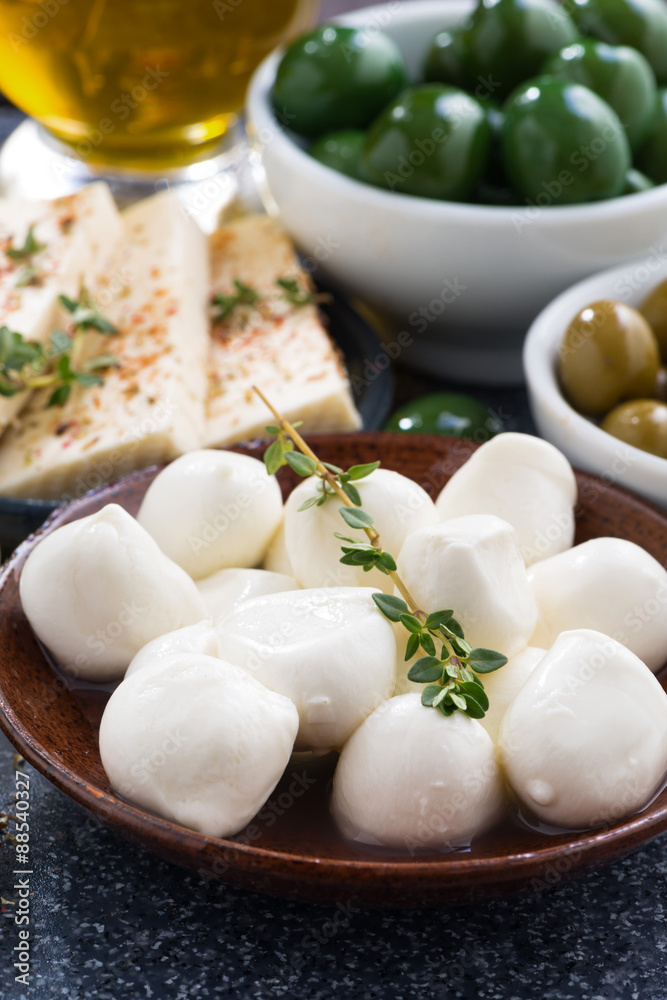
601,399,667,458
570,0,667,85
543,40,657,150
309,130,367,179
501,78,631,204
271,25,408,139
465,0,578,100
361,85,491,200
636,90,667,184
558,299,660,416
384,392,502,439
639,277,667,361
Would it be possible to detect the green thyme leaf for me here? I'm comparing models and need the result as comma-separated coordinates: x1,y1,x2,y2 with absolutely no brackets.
421,684,442,707
450,691,467,711
372,593,408,622
425,610,454,630
47,383,71,408
264,439,286,475
72,372,104,387
466,648,508,674
297,495,320,512
59,291,118,333
341,481,362,506
445,617,465,639
378,551,396,572
84,353,119,372
419,632,437,656
5,225,45,261
399,613,423,634
458,680,489,711
265,424,281,435
408,657,443,683
405,633,420,661
276,276,314,306
284,451,317,477
339,506,374,530
347,461,380,481
48,330,73,357
15,265,40,288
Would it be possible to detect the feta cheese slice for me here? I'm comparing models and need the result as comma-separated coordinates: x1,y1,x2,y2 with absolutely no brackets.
204,215,361,447
0,191,209,500
0,182,123,431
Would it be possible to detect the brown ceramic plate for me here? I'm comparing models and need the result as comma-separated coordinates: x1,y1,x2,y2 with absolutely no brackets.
1,433,667,908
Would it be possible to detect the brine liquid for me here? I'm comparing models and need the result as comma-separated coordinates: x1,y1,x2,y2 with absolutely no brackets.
0,0,318,168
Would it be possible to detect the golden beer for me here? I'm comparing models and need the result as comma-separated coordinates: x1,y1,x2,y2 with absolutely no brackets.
0,0,318,168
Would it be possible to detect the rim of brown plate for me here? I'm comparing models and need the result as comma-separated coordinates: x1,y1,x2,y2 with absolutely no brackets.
1,432,667,907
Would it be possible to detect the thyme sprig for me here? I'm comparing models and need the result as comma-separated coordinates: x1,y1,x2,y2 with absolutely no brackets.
4,225,45,261
0,289,119,408
211,276,322,325
253,387,508,721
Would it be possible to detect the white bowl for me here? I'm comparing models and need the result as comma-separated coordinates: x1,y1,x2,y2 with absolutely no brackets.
246,0,667,386
524,251,667,509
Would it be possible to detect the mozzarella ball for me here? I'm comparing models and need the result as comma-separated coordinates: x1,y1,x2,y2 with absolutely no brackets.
284,468,438,593
397,515,538,658
216,587,396,751
263,517,294,575
478,646,546,744
137,450,283,579
19,504,206,682
125,621,220,678
435,433,577,566
332,694,505,849
529,537,667,672
100,654,298,837
499,629,667,829
196,568,299,623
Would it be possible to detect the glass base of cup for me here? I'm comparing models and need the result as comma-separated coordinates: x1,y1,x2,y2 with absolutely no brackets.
0,118,261,231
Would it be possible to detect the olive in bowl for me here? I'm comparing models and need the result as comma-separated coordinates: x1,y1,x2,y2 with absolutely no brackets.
524,260,667,509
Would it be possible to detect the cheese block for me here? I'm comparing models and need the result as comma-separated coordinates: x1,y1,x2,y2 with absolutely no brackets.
0,191,209,500
0,182,123,432
204,215,361,447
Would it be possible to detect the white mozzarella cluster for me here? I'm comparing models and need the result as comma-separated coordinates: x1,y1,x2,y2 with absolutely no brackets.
19,433,667,850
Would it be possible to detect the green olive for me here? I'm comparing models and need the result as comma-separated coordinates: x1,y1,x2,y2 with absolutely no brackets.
639,278,667,361
624,167,654,193
309,130,367,180
501,78,631,205
466,0,578,100
636,89,667,184
423,26,476,90
271,25,408,139
601,398,667,458
655,365,667,401
542,39,658,150
570,0,667,85
559,299,660,416
361,85,491,201
384,392,502,438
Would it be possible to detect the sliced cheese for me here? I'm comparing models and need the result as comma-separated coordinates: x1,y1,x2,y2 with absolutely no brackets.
0,191,208,500
204,215,361,447
0,182,123,431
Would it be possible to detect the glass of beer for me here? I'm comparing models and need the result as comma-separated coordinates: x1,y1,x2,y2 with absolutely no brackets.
0,0,318,170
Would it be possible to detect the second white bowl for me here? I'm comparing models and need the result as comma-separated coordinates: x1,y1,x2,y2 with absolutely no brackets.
524,251,667,509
